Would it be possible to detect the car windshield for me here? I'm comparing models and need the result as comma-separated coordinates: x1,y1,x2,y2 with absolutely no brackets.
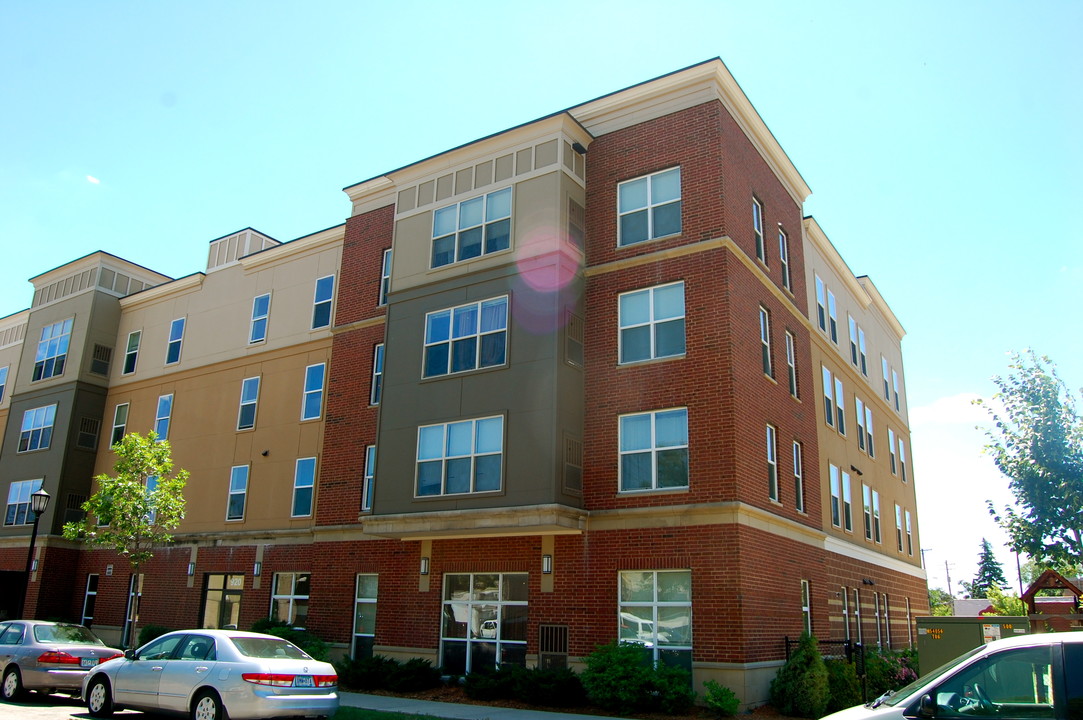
883,645,985,707
230,636,310,659
33,624,104,645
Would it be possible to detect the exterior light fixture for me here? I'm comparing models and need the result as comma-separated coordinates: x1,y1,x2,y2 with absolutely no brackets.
187,562,195,576
420,557,430,575
542,554,553,574
253,561,262,577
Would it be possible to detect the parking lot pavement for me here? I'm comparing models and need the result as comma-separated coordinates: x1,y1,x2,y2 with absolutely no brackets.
0,693,148,720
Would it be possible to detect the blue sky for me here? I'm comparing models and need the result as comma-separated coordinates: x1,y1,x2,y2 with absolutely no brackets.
2,1,1080,595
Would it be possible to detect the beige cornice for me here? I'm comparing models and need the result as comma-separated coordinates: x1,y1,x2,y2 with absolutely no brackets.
856,276,906,340
571,59,811,208
360,503,588,540
118,273,205,309
240,224,345,272
330,315,386,335
823,535,927,580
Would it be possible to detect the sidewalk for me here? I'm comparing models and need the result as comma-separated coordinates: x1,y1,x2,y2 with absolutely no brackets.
340,690,636,720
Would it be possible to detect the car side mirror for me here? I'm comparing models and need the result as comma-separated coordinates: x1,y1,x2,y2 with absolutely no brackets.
918,693,936,718
124,649,136,660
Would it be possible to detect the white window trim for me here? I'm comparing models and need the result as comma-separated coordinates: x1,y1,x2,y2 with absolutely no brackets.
618,569,692,665
249,293,271,344
815,276,827,332
779,227,791,290
842,470,853,532
111,403,129,446
362,445,376,512
292,458,316,517
19,404,57,453
617,167,682,247
122,331,141,375
829,464,841,528
423,296,509,378
416,415,505,497
785,331,797,398
312,275,335,330
271,572,310,627
352,574,378,658
618,282,686,364
827,290,838,344
237,376,260,431
431,187,513,267
301,363,325,421
379,249,392,306
4,478,44,526
766,424,778,502
618,407,689,493
793,441,804,513
166,317,185,365
370,344,384,405
760,307,773,377
227,465,248,521
33,318,74,381
800,579,812,634
753,197,765,263
155,394,173,440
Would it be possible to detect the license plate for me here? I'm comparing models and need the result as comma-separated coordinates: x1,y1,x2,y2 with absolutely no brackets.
80,657,98,668
293,675,314,688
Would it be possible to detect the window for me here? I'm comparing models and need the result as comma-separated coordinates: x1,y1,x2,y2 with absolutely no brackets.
856,397,867,451
827,290,838,343
892,370,901,411
301,363,325,421
4,479,43,525
841,586,851,641
785,331,798,397
766,425,778,502
759,307,773,377
800,580,812,634
872,490,882,543
249,293,270,343
371,344,384,405
155,394,173,440
81,574,99,626
793,442,804,512
829,465,841,527
815,276,826,332
936,645,1056,719
895,504,903,552
619,570,692,668
822,366,835,428
882,356,891,401
752,197,765,262
417,416,504,496
432,187,512,266
237,377,260,430
379,249,392,306
33,318,73,381
19,405,57,452
227,465,248,521
853,588,862,643
271,572,310,628
865,405,875,457
899,439,908,482
424,297,507,377
863,484,873,541
166,318,185,365
849,316,859,365
145,475,158,523
312,275,334,329
619,408,688,492
779,228,791,291
201,574,243,630
858,327,868,376
618,167,681,246
292,458,316,517
353,574,378,659
823,367,845,433
874,593,882,648
441,572,527,673
0,365,7,402
110,403,129,446
842,470,853,532
362,445,376,512
905,510,913,556
122,331,140,375
883,594,891,649
618,282,685,363
906,598,913,647
889,428,897,474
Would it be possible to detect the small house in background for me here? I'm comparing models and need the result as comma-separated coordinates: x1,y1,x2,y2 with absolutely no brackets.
1021,569,1082,632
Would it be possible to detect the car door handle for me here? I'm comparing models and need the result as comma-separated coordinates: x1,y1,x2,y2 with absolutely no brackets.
151,666,164,672
194,666,209,673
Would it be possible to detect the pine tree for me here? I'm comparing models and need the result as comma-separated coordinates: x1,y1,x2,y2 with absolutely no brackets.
968,538,1008,598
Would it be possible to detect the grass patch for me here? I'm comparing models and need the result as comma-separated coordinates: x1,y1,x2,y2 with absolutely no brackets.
333,706,455,720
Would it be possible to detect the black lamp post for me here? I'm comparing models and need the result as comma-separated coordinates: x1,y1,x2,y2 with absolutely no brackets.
20,487,51,619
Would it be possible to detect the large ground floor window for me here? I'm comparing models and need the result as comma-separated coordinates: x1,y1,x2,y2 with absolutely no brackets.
619,569,692,670
271,572,310,628
202,573,244,629
440,572,527,673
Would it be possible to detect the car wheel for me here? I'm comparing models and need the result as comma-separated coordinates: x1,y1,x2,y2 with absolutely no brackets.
86,676,114,718
1,666,24,702
191,689,225,720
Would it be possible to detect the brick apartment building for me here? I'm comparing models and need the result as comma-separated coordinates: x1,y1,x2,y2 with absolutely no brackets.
0,59,927,702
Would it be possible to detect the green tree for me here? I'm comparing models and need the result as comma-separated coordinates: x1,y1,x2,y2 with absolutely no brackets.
963,538,1008,598
977,352,1083,568
928,587,954,616
63,432,187,647
980,586,1027,616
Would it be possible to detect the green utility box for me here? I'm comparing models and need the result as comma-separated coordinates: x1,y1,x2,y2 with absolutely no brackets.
916,616,1029,675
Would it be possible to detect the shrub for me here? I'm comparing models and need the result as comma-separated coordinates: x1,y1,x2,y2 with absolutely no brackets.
864,648,918,699
581,641,654,714
825,659,862,713
769,633,829,719
137,624,171,647
463,664,529,700
334,654,398,691
517,666,586,707
386,657,442,692
703,679,741,717
651,662,695,714
248,618,329,661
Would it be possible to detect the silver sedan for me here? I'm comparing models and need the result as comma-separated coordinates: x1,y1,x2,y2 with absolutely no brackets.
0,620,123,701
82,629,338,719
